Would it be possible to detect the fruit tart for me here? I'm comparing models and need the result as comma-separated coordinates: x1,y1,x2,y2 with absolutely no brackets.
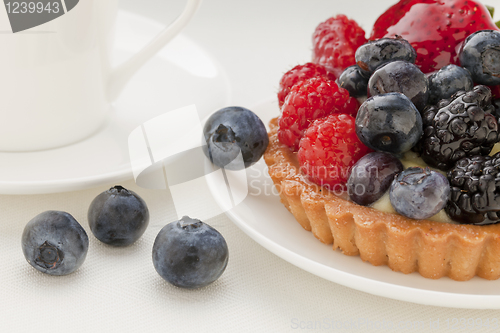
264,0,500,281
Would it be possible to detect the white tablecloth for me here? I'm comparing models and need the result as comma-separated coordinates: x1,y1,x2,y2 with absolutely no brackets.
3,0,500,331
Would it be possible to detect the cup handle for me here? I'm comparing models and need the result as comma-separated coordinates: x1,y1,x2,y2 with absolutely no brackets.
107,0,202,102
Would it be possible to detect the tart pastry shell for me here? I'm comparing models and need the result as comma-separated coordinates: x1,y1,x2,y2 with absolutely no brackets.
264,118,500,281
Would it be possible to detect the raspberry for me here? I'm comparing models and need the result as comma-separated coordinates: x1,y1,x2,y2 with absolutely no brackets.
278,62,336,108
342,92,360,115
277,76,359,150
298,114,371,191
312,15,367,77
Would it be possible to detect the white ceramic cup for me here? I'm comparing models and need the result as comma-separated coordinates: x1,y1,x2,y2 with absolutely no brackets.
0,0,202,151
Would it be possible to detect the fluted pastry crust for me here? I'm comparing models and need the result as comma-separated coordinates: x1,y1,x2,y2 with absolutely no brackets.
264,117,500,281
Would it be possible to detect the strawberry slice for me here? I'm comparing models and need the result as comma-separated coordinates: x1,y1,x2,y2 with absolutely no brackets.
371,0,500,73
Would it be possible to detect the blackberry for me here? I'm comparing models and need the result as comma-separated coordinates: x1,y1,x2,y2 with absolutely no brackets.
446,153,500,225
416,85,499,171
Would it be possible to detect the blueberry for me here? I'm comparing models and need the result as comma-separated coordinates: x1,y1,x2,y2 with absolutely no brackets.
355,92,423,154
337,65,369,98
203,106,269,170
389,167,450,220
355,37,416,74
493,98,500,119
152,216,229,289
459,30,500,86
368,60,429,111
22,211,89,276
428,64,473,104
347,152,403,206
88,185,149,247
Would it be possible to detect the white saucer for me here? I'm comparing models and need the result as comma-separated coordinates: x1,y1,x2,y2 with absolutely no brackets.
206,98,500,309
0,11,230,195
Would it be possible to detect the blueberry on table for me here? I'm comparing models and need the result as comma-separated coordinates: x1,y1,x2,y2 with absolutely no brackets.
389,167,450,220
203,106,269,170
347,151,403,206
428,64,473,104
355,92,423,154
22,211,89,276
88,185,149,247
152,216,229,289
459,30,500,86
337,65,369,98
355,37,416,75
368,60,429,111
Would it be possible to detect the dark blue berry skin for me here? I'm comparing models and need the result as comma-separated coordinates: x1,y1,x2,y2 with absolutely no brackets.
389,167,450,220
88,185,149,247
493,98,500,119
203,106,269,170
368,60,429,111
347,152,404,206
428,64,473,104
459,30,500,86
355,37,416,74
152,216,229,289
355,93,423,154
337,65,369,98
22,211,89,276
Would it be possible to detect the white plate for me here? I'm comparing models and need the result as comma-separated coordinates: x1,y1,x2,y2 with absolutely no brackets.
0,10,230,195
206,98,500,309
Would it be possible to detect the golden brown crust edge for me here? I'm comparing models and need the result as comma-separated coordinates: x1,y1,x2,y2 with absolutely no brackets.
264,118,500,281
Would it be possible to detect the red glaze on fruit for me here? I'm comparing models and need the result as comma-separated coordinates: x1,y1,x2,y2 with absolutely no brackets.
312,15,367,77
298,114,371,191
278,76,359,151
278,63,336,108
371,0,500,73
488,84,500,99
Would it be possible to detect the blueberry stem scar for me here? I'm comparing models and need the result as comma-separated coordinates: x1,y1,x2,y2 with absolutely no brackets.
35,241,63,269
